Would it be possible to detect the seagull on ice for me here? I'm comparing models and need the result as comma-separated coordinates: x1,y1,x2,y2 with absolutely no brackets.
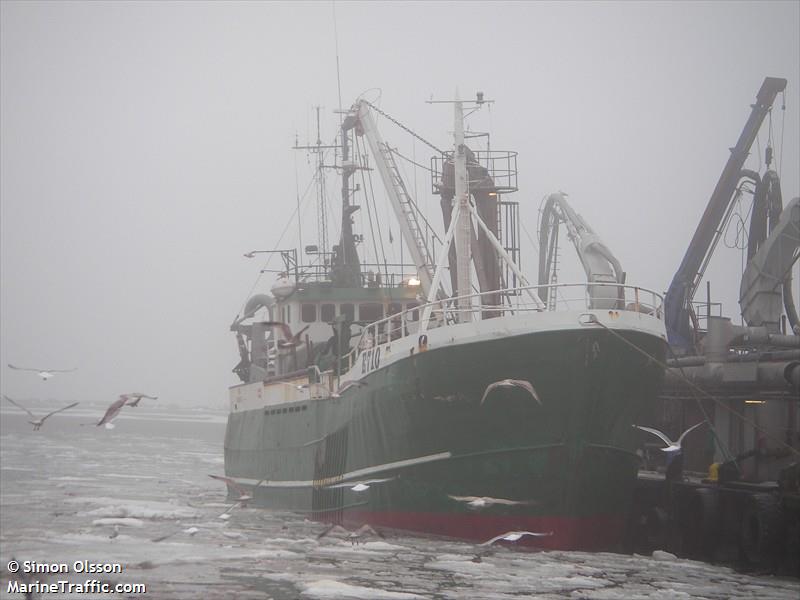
317,523,385,545
447,495,537,510
480,379,542,406
260,321,310,348
479,530,553,546
8,364,77,381
2,395,79,431
151,526,200,543
121,393,158,407
633,422,706,453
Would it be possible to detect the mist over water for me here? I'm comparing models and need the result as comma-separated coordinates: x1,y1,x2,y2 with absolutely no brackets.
1,408,798,599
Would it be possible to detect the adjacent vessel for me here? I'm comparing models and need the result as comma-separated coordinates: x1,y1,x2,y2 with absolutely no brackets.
224,95,667,549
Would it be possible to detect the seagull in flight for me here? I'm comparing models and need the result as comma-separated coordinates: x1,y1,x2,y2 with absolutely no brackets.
633,422,706,453
2,395,79,431
121,393,158,407
337,380,367,394
209,474,258,518
321,477,394,490
259,321,310,348
281,381,350,399
94,396,130,429
479,530,553,546
8,364,77,381
448,495,537,510
317,523,384,545
480,379,542,406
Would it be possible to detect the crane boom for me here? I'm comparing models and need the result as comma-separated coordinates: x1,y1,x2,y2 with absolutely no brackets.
664,77,787,349
538,192,624,309
347,101,443,299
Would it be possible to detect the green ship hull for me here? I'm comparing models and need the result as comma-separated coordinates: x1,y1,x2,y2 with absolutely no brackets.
225,325,666,550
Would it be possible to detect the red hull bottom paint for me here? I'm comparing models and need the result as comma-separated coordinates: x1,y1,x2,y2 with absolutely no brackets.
341,510,626,551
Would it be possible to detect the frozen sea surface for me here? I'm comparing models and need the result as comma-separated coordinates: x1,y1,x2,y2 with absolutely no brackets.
1,407,798,599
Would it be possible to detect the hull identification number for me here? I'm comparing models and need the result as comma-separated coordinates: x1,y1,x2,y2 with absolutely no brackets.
362,347,381,374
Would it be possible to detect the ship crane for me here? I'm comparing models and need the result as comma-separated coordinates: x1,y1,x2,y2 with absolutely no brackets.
739,189,800,334
537,192,625,310
663,77,788,350
344,100,446,300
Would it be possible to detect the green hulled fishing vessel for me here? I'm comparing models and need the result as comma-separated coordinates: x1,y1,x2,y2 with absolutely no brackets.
224,95,667,549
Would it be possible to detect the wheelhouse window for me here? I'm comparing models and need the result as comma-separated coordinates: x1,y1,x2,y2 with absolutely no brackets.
359,303,383,323
406,302,419,321
301,303,317,323
341,303,355,321
321,303,335,322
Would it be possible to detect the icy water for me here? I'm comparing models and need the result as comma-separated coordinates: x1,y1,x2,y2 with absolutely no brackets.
1,407,798,599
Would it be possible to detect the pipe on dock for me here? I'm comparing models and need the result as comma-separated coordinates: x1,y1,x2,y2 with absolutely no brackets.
666,360,800,392
667,349,800,368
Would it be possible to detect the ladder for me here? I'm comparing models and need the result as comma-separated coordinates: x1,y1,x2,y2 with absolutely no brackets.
547,233,560,312
379,142,437,284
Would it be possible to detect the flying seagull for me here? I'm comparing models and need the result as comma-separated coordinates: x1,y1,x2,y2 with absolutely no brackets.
317,523,384,545
337,380,367,394
259,321,310,348
209,474,257,518
448,495,537,510
8,364,77,381
633,422,706,453
2,395,79,431
479,530,554,546
322,477,394,489
94,396,130,429
281,381,347,399
122,393,158,407
480,379,542,406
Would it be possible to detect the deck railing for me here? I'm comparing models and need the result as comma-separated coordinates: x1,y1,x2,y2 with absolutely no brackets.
339,282,663,373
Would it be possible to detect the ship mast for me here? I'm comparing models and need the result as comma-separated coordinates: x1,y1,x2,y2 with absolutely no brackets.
421,93,545,329
453,95,472,321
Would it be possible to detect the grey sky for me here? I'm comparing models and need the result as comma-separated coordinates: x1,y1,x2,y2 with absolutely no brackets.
2,1,798,407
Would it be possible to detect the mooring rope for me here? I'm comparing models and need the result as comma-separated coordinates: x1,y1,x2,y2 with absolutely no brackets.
588,316,800,459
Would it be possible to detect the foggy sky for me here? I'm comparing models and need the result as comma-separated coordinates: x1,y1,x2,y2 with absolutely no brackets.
1,1,798,407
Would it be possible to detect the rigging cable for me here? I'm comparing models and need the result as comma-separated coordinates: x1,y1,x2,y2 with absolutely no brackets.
755,128,762,174
332,1,343,119
389,147,433,172
778,90,786,178
357,135,389,275
589,317,800,460
362,100,445,155
236,162,323,318
356,136,380,266
293,139,303,253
